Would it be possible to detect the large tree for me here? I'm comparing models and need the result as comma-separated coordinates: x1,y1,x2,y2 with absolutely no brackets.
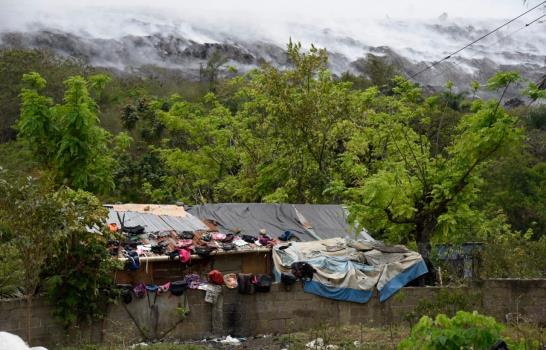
345,72,523,257
152,42,365,204
231,41,363,203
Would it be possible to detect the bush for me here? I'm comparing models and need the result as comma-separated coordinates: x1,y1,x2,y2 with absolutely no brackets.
44,190,123,329
399,311,506,350
481,233,546,278
402,289,482,328
0,242,23,298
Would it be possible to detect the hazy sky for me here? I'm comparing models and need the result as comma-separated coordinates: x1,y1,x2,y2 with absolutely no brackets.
1,0,542,22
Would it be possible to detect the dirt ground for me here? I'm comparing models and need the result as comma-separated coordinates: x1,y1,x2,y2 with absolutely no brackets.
59,322,544,349
179,324,411,350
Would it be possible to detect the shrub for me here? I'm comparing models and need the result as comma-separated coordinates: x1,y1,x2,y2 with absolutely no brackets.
481,233,546,278
402,289,482,328
0,242,23,298
399,311,503,350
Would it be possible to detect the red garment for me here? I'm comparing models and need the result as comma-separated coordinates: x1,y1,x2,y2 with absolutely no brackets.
178,248,191,264
208,269,225,285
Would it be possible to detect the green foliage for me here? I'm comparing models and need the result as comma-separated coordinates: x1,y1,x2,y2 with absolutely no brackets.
227,41,363,203
477,154,546,236
0,169,120,336
481,232,546,278
345,73,523,255
88,73,112,102
145,41,369,203
199,51,228,93
0,172,69,297
0,241,23,298
0,49,85,142
44,189,122,328
18,73,116,193
342,54,399,91
486,71,520,91
158,94,239,203
3,46,546,256
0,140,38,177
398,311,505,350
0,171,74,342
526,105,546,131
524,82,546,102
403,289,482,327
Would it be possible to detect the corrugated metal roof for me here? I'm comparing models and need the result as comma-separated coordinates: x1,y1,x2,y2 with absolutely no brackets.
106,208,208,232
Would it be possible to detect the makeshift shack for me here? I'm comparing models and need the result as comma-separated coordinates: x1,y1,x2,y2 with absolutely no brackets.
107,203,427,305
107,204,273,286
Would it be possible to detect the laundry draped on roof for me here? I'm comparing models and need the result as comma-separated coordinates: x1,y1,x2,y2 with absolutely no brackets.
272,238,428,303
187,203,373,242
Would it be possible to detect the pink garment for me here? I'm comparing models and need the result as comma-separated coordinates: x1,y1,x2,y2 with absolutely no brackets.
178,248,191,263
212,233,226,241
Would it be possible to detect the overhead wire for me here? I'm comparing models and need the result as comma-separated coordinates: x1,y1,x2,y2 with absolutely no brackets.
409,1,546,79
427,11,546,83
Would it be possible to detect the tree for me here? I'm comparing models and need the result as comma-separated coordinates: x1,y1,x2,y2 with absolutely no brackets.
44,189,120,329
231,41,363,203
0,172,67,344
153,42,367,204
0,49,85,142
348,53,399,90
0,168,116,341
157,93,239,203
200,51,229,93
345,73,522,257
17,72,116,193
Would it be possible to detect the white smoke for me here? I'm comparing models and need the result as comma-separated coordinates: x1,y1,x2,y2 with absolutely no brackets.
0,0,545,74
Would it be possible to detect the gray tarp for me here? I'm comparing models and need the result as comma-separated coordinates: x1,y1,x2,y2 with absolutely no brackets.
272,238,428,303
187,203,373,241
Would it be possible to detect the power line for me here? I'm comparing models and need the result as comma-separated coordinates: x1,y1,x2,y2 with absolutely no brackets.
410,1,546,79
429,11,546,82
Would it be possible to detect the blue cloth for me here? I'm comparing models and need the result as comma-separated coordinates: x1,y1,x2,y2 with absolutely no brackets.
304,280,373,303
378,260,428,302
279,230,295,241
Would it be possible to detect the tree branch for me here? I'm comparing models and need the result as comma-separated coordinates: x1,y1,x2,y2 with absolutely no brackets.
387,127,420,194
493,82,511,117
401,126,429,191
384,206,414,224
383,196,414,224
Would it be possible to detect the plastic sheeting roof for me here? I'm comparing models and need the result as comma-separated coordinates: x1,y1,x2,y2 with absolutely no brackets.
187,203,373,242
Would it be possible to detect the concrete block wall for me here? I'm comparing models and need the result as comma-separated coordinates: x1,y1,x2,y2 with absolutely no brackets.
475,279,546,323
1,279,545,348
0,297,91,347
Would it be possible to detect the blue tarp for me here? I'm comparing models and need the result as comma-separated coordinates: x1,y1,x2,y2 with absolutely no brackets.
304,280,373,303
378,259,429,302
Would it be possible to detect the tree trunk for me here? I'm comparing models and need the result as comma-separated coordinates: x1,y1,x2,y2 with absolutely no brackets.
25,293,33,346
417,240,432,260
415,217,435,259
